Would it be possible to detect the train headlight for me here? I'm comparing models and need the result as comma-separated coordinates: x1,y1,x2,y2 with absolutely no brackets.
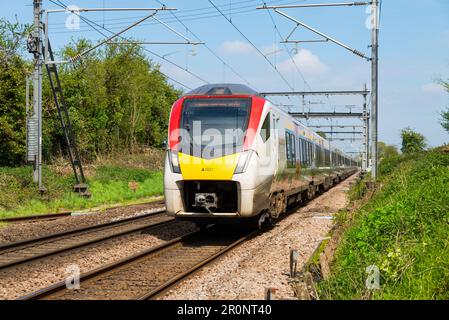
234,150,253,174
168,151,181,174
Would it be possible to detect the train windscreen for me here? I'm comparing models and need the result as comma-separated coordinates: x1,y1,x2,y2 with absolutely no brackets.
180,98,251,159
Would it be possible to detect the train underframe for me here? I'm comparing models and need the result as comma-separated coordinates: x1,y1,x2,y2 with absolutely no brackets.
169,168,358,228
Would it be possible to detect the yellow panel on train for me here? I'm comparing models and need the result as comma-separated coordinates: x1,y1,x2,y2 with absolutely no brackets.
178,152,239,180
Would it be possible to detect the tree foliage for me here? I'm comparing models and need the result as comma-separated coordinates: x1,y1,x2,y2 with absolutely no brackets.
48,39,182,160
400,128,426,154
378,141,399,160
0,17,181,166
0,18,31,166
316,131,327,139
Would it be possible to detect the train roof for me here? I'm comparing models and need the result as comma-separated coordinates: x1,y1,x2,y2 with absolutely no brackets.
186,84,259,96
269,102,350,156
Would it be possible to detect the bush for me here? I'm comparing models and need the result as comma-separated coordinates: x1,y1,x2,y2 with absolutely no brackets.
318,150,449,300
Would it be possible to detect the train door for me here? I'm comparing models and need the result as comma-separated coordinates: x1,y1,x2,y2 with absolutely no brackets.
258,110,276,179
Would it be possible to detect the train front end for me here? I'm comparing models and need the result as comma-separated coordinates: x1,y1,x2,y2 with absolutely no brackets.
164,84,271,223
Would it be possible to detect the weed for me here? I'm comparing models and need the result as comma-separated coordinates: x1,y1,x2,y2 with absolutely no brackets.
317,150,449,300
0,163,163,219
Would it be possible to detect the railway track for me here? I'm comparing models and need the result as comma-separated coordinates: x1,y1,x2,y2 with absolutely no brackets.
0,212,72,224
17,173,358,300
0,199,165,224
0,208,172,270
20,226,257,300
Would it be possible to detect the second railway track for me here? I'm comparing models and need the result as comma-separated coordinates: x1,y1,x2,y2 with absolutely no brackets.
20,226,257,300
0,208,172,270
0,200,165,225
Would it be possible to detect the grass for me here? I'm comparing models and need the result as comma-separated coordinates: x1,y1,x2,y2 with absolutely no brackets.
317,150,449,300
0,150,165,219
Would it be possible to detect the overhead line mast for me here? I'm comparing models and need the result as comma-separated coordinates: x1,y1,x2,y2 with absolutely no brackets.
31,0,43,192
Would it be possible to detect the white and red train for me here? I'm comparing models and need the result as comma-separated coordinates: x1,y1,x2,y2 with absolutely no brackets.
164,84,358,227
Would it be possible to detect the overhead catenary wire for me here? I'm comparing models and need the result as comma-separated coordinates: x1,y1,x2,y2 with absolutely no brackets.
207,0,295,92
154,0,259,92
48,0,300,30
50,3,192,91
260,0,311,91
259,0,321,111
53,0,208,84
49,0,207,89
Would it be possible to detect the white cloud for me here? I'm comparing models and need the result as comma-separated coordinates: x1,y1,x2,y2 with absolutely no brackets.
422,83,445,94
277,49,329,76
219,40,254,55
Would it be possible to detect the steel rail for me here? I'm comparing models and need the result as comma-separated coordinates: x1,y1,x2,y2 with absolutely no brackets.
0,205,169,268
0,210,172,270
19,227,258,300
18,171,359,300
0,212,72,224
0,199,164,225
138,230,259,300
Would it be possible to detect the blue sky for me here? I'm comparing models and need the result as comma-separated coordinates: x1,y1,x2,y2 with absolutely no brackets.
1,0,449,153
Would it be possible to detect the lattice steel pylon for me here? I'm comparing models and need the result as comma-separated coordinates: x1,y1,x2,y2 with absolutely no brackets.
45,41,89,197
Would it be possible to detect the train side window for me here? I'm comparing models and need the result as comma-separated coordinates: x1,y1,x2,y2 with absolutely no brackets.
260,112,271,142
307,141,311,165
300,139,304,165
290,133,295,167
285,132,291,165
305,141,308,165
285,132,296,168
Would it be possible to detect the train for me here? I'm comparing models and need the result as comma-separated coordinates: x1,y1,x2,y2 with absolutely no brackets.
164,84,358,228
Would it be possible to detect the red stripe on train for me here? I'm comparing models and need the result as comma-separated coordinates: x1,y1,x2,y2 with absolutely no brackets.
243,96,266,150
168,97,185,150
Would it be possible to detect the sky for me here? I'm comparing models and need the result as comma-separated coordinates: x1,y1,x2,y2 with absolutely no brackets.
1,0,449,154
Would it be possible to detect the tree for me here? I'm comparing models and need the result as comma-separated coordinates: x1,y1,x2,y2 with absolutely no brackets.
317,131,327,139
400,128,426,154
0,18,31,166
439,80,449,134
51,39,181,160
378,141,399,160
0,15,181,166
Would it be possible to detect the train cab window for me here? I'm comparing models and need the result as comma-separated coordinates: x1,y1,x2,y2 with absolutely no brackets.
181,98,251,158
260,112,271,143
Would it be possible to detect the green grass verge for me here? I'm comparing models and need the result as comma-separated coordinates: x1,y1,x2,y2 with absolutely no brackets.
0,165,163,219
317,150,449,300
